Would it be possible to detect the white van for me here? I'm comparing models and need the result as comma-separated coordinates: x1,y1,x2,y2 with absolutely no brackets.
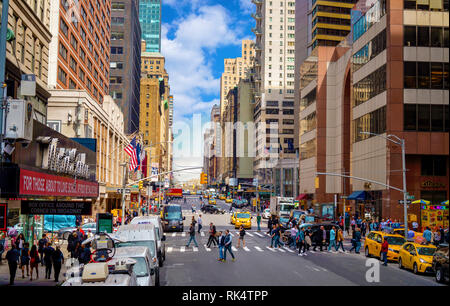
113,224,160,286
114,247,154,286
130,216,166,267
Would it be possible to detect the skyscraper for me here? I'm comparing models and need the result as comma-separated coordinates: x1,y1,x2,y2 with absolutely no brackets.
139,0,162,53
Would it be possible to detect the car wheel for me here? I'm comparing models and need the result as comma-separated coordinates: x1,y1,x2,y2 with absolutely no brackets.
398,258,404,269
413,263,419,274
63,232,70,240
435,267,444,283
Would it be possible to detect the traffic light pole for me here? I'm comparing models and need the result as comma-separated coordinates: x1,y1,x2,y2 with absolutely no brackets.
0,0,10,162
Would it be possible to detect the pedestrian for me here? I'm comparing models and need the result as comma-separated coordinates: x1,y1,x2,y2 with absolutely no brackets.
273,224,284,248
349,227,362,253
191,204,195,213
433,227,441,246
38,234,48,266
5,244,20,285
269,224,276,248
186,224,198,247
304,227,312,251
15,233,25,254
52,245,64,282
29,245,40,280
217,231,225,262
237,225,246,248
351,218,356,234
43,242,55,279
20,242,30,278
197,214,203,233
0,232,5,264
313,226,325,252
256,212,261,231
439,226,445,244
267,216,273,235
423,227,432,245
223,230,235,262
207,223,217,248
297,227,306,256
381,238,389,266
361,220,367,237
289,225,298,249
78,243,91,264
336,228,345,252
328,226,337,252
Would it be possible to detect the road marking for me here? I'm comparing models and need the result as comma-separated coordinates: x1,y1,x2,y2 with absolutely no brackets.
275,247,286,253
172,233,176,237
266,246,276,252
309,250,316,253
167,247,173,253
201,232,205,237
193,247,198,252
243,247,250,252
246,232,254,237
254,232,264,237
182,232,186,237
312,267,321,272
204,245,211,252
283,247,295,253
254,246,263,252
180,246,185,252
232,246,238,252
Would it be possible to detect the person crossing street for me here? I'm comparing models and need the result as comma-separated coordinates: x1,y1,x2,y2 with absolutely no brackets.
207,223,218,248
186,224,199,248
198,214,203,233
223,230,235,262
217,232,225,262
328,226,337,252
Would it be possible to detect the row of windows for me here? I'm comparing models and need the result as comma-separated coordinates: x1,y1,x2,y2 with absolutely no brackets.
353,0,386,41
312,5,352,16
300,138,316,160
421,156,447,176
404,104,449,132
353,106,386,143
353,65,386,107
312,27,350,38
300,112,317,135
404,62,449,89
312,16,352,27
404,26,449,48
300,89,316,111
352,29,386,72
404,0,449,11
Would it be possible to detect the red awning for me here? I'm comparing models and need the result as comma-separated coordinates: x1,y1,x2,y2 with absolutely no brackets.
296,194,308,201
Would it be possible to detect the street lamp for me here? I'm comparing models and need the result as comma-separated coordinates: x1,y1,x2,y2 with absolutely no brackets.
360,131,408,239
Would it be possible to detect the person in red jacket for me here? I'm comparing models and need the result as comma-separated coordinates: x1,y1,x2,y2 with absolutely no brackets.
381,239,389,266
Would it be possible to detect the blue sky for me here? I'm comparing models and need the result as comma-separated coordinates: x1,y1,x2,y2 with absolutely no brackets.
160,0,255,181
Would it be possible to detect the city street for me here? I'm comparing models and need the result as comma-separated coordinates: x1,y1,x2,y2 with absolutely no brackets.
159,196,442,286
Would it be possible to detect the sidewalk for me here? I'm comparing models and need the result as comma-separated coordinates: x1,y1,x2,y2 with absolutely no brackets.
0,240,70,286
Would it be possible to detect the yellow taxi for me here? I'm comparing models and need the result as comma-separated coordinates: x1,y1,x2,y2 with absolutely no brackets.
203,194,209,199
225,197,233,203
230,212,238,225
392,228,423,239
364,231,406,261
219,194,226,200
208,198,216,205
234,211,252,229
398,242,437,274
190,191,196,195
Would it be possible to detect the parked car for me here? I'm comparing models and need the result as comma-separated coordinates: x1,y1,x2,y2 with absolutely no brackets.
57,222,96,240
130,216,166,267
113,247,154,286
398,242,436,274
432,243,449,283
201,205,224,214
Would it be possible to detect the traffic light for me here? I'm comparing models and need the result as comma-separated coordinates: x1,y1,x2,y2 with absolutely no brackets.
200,172,208,185
138,181,143,190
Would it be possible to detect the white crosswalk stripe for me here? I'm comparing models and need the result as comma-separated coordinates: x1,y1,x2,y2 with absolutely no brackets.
182,232,186,237
201,232,205,237
246,232,254,237
172,233,176,237
275,247,286,253
243,247,250,252
283,247,295,253
180,246,185,252
266,246,276,252
254,246,263,252
230,233,234,237
254,232,264,237
167,247,173,253
193,247,198,252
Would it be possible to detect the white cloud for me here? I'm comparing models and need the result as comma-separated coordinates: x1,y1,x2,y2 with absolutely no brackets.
239,0,254,14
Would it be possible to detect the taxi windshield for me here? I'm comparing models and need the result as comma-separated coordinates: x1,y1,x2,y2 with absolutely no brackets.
384,236,406,245
236,213,250,219
131,257,149,277
417,247,436,256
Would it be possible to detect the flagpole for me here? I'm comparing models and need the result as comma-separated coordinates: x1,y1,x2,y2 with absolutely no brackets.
121,163,128,226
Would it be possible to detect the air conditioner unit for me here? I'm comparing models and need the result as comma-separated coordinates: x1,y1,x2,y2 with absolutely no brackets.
4,99,33,141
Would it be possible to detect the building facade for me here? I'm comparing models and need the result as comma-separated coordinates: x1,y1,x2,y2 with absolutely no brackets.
139,0,161,53
110,0,141,134
48,0,111,105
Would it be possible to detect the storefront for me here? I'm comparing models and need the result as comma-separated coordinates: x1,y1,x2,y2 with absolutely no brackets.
0,121,98,243
347,190,383,221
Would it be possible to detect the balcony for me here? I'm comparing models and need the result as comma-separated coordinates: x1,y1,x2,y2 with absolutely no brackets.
252,0,263,5
253,43,262,51
251,13,262,20
251,27,262,36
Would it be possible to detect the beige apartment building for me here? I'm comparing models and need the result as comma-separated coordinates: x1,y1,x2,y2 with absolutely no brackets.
2,0,51,123
47,90,129,215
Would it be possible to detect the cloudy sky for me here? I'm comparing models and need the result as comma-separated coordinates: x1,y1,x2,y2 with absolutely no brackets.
160,0,255,183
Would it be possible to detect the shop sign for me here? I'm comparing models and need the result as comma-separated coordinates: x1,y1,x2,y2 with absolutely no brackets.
421,181,446,189
0,203,7,231
19,169,98,198
21,200,92,215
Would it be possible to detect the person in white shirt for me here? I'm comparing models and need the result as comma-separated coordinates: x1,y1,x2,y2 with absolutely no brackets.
197,214,203,233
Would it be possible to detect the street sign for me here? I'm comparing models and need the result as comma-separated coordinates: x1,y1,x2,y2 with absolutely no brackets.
398,200,411,205
340,196,348,199
252,178,258,186
407,195,415,200
117,188,131,194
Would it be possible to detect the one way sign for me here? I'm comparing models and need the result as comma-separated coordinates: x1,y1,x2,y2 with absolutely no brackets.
398,200,411,204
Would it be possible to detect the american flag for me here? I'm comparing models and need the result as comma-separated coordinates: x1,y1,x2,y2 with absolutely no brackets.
124,137,139,172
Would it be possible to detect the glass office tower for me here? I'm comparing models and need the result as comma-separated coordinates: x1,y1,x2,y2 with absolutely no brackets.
139,0,162,52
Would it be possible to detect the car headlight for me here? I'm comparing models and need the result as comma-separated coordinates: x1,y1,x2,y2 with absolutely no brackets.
419,258,428,264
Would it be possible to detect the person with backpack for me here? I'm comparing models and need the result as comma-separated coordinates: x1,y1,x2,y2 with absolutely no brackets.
237,225,246,248
38,234,48,266
186,224,198,248
29,245,40,280
223,230,235,262
20,242,30,278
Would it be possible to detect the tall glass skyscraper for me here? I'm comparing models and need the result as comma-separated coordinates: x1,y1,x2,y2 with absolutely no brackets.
139,0,162,53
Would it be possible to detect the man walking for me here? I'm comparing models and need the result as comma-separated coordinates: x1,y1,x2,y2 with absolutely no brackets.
217,232,225,262
207,223,218,248
256,212,261,231
336,228,345,252
38,234,48,266
328,226,337,252
223,230,235,262
273,224,284,249
297,227,307,256
197,214,203,233
423,227,432,245
6,245,20,285
381,238,389,266
313,226,325,252
186,224,198,248
43,242,55,279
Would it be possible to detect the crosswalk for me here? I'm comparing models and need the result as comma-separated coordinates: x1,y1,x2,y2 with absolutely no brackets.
166,244,299,254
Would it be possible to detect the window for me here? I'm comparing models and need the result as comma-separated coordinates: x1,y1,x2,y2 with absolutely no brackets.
283,109,294,115
404,104,417,130
300,89,316,111
111,47,123,54
79,69,85,82
353,106,386,143
58,67,67,85
417,26,430,46
60,18,68,36
70,34,77,50
404,0,448,11
353,65,386,106
404,62,449,89
300,139,316,160
418,104,431,131
353,29,386,72
69,56,77,72
300,112,316,135
421,156,447,176
59,43,67,61
404,61,416,88
69,78,76,89
111,32,124,40
111,17,125,25
80,27,86,42
431,27,444,47
404,104,448,132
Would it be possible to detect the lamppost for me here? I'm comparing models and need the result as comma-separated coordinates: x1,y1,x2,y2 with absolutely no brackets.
360,132,408,239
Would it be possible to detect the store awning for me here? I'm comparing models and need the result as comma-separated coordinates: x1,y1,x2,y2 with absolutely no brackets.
296,194,308,201
347,190,366,201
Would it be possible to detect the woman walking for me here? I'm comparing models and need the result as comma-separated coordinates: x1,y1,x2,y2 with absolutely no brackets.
15,233,25,254
237,225,246,248
20,242,30,278
336,228,345,252
29,245,40,280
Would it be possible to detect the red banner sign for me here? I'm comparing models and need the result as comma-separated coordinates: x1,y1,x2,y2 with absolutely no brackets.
19,169,99,198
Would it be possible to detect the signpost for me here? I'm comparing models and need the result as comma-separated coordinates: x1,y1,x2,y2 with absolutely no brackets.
398,200,412,205
117,188,131,194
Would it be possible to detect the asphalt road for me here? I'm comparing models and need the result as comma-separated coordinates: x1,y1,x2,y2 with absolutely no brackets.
159,195,443,286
